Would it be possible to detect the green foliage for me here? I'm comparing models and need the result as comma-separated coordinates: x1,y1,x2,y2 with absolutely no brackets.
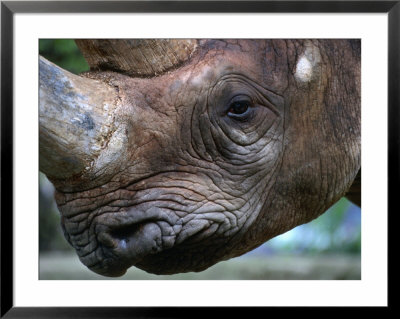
264,198,361,255
39,173,73,252
39,39,89,74
308,198,361,254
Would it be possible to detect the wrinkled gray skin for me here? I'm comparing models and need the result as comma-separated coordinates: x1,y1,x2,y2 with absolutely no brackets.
40,39,361,277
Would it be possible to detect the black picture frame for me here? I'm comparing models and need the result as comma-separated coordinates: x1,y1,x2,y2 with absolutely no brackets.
1,1,396,317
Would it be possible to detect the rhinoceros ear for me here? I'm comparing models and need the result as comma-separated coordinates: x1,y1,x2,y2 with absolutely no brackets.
75,39,198,77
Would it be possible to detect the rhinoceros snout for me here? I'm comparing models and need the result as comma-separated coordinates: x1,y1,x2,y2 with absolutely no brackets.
92,221,163,277
78,205,180,276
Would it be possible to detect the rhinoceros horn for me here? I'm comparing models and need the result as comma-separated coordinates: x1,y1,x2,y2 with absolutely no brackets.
39,40,198,182
39,56,119,181
75,39,198,76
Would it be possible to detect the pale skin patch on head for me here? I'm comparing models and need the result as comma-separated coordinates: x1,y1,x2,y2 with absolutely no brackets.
295,55,313,82
294,41,322,83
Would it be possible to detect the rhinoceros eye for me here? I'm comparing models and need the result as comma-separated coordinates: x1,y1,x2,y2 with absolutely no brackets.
227,95,253,120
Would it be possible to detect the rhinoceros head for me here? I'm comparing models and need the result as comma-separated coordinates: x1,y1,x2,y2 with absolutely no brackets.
39,39,360,276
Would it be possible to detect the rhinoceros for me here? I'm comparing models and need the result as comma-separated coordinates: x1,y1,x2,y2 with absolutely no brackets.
39,39,361,277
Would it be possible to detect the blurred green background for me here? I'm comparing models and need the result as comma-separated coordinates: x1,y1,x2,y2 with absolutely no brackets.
39,40,361,280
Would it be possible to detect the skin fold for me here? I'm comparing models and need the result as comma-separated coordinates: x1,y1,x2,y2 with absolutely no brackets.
40,39,361,276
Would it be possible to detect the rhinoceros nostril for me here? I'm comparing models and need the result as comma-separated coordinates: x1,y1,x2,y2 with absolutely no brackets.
96,222,147,249
109,222,144,242
101,221,163,261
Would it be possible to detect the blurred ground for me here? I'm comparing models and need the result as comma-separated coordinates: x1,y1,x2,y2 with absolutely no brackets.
39,251,360,280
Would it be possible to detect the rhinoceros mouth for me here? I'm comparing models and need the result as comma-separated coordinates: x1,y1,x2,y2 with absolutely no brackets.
91,221,163,276
86,206,182,276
